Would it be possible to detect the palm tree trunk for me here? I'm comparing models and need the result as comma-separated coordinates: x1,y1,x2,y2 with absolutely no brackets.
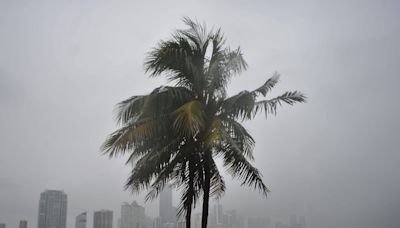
186,158,195,228
186,202,192,228
201,150,211,228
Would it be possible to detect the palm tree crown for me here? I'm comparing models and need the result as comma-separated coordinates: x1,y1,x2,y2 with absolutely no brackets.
102,17,306,228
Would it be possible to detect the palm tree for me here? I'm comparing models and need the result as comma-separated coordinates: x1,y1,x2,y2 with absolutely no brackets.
102,17,306,228
102,86,211,228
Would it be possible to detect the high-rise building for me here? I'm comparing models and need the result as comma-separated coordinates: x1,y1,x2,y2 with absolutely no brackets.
159,187,174,224
145,216,153,228
19,220,28,228
153,217,161,228
120,201,146,228
212,204,223,225
208,211,216,226
94,210,113,228
37,190,68,228
225,210,237,228
222,214,232,228
76,212,87,228
0,223,6,228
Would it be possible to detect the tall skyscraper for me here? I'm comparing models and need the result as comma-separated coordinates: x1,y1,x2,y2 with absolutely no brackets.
153,217,161,228
225,210,237,228
159,187,174,224
0,223,6,228
37,190,67,228
75,212,87,228
144,216,153,228
222,214,232,228
213,204,223,225
93,210,113,228
120,201,146,228
19,220,28,228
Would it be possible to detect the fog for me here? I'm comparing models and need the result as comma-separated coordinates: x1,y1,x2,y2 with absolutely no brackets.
1,1,399,228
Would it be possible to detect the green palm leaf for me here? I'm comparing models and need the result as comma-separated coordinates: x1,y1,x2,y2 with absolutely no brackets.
172,100,206,137
254,91,306,117
102,17,305,228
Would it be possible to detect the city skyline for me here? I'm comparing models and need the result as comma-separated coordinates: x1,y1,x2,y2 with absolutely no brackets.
1,1,399,228
0,189,306,228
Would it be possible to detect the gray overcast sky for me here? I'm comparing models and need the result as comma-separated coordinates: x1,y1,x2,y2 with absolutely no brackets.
1,1,399,228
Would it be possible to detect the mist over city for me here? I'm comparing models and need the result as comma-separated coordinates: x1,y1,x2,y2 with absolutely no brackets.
1,1,399,228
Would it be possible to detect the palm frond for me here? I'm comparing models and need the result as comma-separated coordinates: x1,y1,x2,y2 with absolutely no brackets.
102,18,306,226
124,141,179,193
143,151,186,201
146,39,200,86
253,72,280,97
141,86,194,118
254,91,306,117
206,46,247,99
220,90,256,120
115,95,146,125
203,117,223,148
180,17,209,53
175,153,203,218
115,86,193,125
209,157,225,199
217,132,269,196
220,75,306,120
101,117,170,158
172,100,206,137
224,47,248,75
222,118,255,160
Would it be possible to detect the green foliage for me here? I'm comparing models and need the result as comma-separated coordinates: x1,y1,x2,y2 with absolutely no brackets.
102,17,306,227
